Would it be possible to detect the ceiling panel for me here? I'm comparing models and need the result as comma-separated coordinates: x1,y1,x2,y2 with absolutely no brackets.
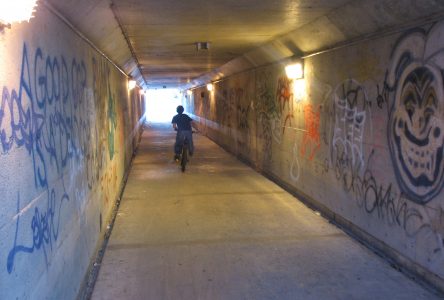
110,0,349,88
44,0,444,89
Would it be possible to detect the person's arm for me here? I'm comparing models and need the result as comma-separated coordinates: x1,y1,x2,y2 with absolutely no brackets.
189,116,196,131
172,115,178,131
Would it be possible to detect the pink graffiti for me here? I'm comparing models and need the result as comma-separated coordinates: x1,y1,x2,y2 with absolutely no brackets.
300,104,321,160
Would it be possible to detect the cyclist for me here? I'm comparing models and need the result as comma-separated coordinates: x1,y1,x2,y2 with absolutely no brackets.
172,105,194,161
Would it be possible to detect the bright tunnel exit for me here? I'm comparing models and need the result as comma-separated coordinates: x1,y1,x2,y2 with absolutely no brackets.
145,88,182,123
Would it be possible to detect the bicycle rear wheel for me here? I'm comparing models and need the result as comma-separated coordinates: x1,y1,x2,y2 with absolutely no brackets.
181,144,188,172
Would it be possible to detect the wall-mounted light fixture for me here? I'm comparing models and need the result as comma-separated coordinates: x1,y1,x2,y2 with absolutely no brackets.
196,42,210,51
206,83,213,92
0,0,38,30
128,80,137,90
187,90,192,96
285,59,304,80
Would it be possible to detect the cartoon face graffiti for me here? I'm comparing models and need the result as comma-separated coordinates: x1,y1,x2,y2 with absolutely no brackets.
389,63,444,204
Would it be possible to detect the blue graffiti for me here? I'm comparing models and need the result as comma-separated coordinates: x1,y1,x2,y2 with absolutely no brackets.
2,43,94,273
7,191,68,273
0,44,87,187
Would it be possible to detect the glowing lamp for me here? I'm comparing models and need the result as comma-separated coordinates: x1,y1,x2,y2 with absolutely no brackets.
206,83,213,92
186,90,192,96
128,80,137,90
285,61,304,80
0,0,38,28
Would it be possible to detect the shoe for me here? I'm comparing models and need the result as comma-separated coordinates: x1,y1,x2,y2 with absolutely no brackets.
174,155,180,162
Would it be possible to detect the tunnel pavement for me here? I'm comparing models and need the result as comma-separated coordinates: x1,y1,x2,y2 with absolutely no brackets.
91,123,441,300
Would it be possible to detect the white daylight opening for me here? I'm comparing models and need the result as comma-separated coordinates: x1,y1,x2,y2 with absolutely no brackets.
145,88,182,123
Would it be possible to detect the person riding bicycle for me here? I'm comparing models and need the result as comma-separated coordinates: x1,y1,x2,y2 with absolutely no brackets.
172,105,194,161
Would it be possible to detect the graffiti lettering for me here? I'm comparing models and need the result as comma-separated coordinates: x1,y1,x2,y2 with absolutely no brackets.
334,150,433,239
236,99,251,154
7,191,69,273
276,76,293,135
330,79,372,176
1,44,94,272
256,70,279,163
0,45,87,186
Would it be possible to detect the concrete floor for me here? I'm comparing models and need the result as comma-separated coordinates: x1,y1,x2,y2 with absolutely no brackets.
91,123,441,300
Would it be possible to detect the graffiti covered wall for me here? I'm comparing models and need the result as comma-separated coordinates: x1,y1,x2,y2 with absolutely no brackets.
0,6,143,299
189,21,444,284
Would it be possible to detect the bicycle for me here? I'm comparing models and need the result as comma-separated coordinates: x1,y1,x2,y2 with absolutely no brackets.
174,129,196,172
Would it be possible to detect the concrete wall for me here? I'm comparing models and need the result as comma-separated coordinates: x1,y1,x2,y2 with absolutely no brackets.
185,20,444,287
0,5,144,300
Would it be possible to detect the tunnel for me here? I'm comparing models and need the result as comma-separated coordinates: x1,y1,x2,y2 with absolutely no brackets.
1,0,444,299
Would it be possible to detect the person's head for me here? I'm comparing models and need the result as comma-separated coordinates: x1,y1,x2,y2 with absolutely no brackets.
176,105,184,114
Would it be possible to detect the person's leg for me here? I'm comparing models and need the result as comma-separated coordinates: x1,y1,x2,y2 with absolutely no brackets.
185,130,194,155
174,132,183,159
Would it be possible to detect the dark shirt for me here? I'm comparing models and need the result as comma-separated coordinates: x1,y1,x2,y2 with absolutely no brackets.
172,113,192,131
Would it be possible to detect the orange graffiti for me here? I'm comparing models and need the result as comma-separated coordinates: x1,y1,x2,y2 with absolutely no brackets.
300,104,321,160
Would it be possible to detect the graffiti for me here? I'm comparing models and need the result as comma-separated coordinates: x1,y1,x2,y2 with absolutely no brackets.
290,141,300,181
300,104,321,160
376,82,389,110
237,103,250,130
100,163,117,205
0,44,101,273
386,25,444,204
255,70,279,163
107,85,117,160
227,87,242,136
92,57,118,162
334,151,444,260
0,45,88,187
7,191,69,273
276,76,294,134
276,76,292,112
236,99,251,154
333,98,366,169
333,149,441,253
330,79,372,175
216,89,229,125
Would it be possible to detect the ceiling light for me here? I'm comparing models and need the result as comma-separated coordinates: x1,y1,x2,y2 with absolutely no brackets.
0,0,38,29
285,60,304,80
206,83,213,91
196,42,210,51
128,80,137,90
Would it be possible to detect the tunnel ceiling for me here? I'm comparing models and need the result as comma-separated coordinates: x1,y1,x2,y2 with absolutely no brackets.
44,0,444,90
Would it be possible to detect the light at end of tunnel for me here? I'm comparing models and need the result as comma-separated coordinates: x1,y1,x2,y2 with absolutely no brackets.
206,83,213,92
0,0,38,27
285,61,304,80
128,80,137,90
